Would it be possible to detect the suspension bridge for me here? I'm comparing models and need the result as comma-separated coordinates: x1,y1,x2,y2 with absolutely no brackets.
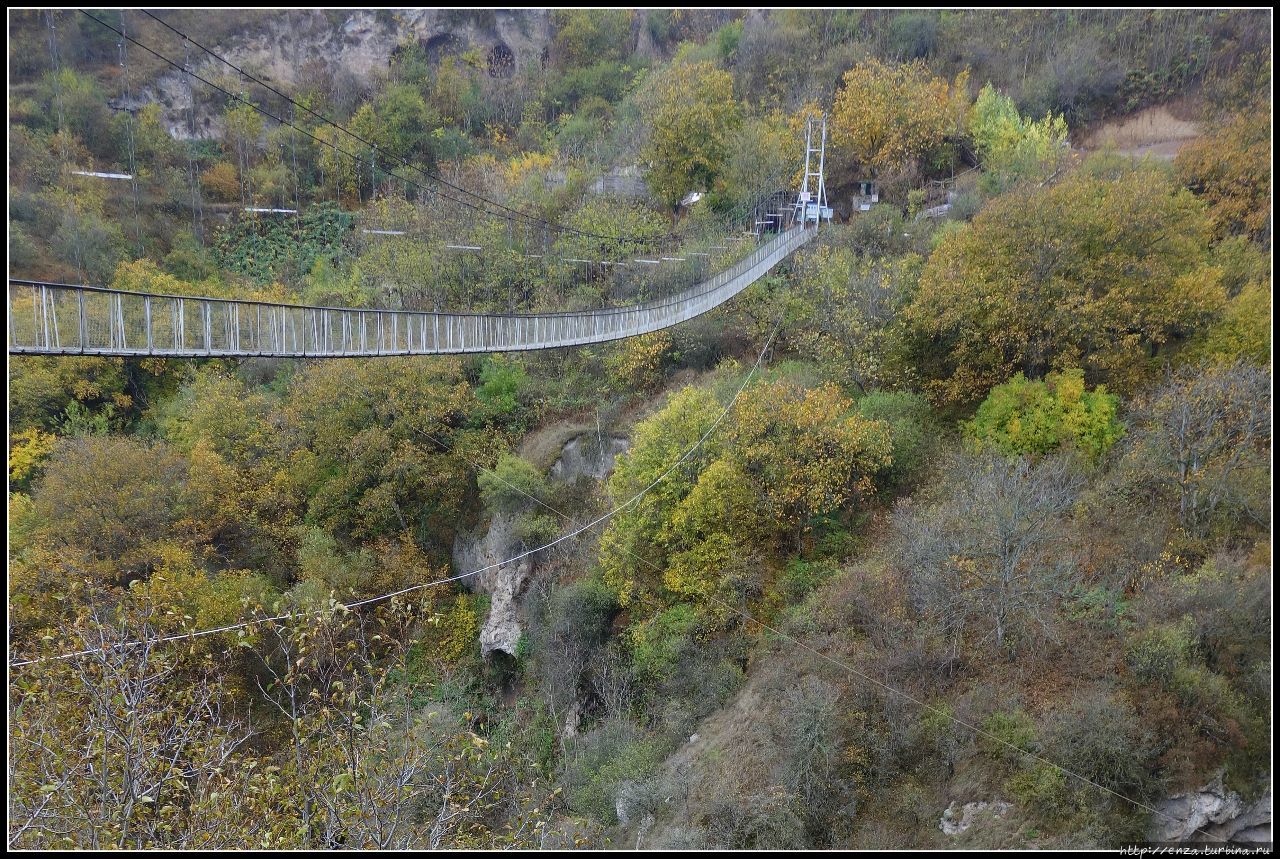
9,10,832,359
8,226,816,357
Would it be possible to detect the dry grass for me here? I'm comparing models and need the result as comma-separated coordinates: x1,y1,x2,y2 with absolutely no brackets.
1084,105,1202,150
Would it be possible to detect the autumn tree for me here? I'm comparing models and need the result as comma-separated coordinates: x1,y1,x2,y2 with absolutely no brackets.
283,357,489,553
643,61,742,212
599,385,722,609
1176,109,1271,241
893,452,1084,659
1178,281,1271,367
26,435,192,575
722,380,892,541
1115,361,1271,539
786,242,921,393
552,9,633,69
157,368,302,581
600,377,891,614
903,158,1225,405
830,59,969,179
8,355,131,435
8,602,273,849
604,330,673,393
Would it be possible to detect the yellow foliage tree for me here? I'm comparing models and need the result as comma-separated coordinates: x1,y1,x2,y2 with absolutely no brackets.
605,330,672,393
8,427,57,488
643,61,741,211
905,159,1226,405
830,59,969,176
1176,110,1271,241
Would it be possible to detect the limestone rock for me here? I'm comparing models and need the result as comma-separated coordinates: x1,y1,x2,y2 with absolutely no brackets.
1150,774,1272,844
452,510,530,658
550,434,629,483
454,431,630,659
940,799,1012,836
139,10,553,138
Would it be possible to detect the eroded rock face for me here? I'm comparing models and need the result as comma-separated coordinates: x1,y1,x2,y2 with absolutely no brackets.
939,800,1012,836
1150,774,1272,844
452,510,529,658
135,10,552,138
550,435,629,483
455,432,628,658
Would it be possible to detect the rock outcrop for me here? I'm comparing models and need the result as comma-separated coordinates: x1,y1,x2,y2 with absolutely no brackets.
550,434,629,483
452,510,530,658
939,800,1012,836
133,10,552,138
455,432,629,658
1150,774,1272,844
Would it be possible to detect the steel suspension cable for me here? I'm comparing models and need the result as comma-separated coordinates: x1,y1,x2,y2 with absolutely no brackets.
138,8,679,245
8,314,786,669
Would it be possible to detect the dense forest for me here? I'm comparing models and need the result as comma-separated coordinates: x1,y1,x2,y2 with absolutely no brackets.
7,8,1273,849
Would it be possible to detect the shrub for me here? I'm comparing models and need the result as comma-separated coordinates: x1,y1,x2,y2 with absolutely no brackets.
1042,691,1161,798
1006,763,1070,810
701,787,807,849
779,557,838,602
981,708,1037,767
514,511,561,546
857,390,934,486
545,577,617,647
1125,619,1196,686
630,603,701,686
966,369,1124,461
477,453,549,514
563,720,668,823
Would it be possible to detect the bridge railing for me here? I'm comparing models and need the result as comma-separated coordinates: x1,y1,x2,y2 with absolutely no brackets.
9,226,814,358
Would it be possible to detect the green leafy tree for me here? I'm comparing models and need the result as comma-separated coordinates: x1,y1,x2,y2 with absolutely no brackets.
969,82,1069,192
965,368,1124,461
643,61,742,212
349,83,442,167
283,357,487,550
477,452,549,514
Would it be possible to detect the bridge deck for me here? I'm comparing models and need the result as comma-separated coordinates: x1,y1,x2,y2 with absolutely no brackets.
8,227,813,358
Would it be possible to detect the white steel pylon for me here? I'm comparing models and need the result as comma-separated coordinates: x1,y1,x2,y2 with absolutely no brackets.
795,114,832,229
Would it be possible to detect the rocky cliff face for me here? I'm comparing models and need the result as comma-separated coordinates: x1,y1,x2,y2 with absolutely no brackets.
131,9,552,138
1150,773,1272,844
453,432,629,658
452,509,532,658
549,434,630,483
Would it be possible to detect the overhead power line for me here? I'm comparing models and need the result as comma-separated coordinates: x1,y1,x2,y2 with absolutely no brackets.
80,9,792,267
75,10,567,239
134,8,673,245
8,313,786,669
